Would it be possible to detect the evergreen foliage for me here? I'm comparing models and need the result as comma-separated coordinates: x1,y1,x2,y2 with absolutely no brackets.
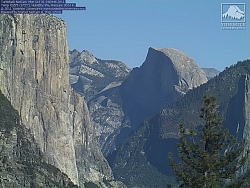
169,96,250,188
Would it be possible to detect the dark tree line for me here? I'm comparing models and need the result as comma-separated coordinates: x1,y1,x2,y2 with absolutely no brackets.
169,96,250,188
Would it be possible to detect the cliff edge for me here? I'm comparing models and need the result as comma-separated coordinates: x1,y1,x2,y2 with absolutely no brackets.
0,14,116,187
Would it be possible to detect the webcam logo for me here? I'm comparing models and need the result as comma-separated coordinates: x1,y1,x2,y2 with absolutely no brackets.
221,3,246,30
223,5,244,20
221,3,245,22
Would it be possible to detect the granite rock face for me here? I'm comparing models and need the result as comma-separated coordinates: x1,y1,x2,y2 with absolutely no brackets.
69,49,130,101
69,50,131,156
0,91,78,188
122,47,208,114
87,86,127,157
70,47,208,157
0,14,115,187
111,47,208,153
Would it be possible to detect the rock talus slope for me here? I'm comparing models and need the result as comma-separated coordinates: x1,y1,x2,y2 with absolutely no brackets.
0,14,114,187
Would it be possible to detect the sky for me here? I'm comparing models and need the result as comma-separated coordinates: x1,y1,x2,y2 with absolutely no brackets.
56,0,249,71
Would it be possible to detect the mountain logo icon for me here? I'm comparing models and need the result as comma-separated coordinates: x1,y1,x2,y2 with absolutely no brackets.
223,5,244,19
221,3,245,22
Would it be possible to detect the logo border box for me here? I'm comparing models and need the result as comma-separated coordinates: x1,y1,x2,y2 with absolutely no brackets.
221,3,246,23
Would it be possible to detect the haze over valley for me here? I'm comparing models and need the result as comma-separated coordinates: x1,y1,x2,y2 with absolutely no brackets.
0,12,248,188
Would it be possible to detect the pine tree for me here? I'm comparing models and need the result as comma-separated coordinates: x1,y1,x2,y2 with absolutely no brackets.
169,96,250,188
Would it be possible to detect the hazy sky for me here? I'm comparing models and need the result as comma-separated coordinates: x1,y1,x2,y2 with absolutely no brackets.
57,0,249,71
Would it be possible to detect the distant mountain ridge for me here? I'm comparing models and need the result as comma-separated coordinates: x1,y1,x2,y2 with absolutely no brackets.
70,47,208,157
109,59,250,188
202,68,220,80
69,49,131,101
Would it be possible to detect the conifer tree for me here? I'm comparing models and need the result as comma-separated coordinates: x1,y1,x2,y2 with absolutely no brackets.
169,96,250,188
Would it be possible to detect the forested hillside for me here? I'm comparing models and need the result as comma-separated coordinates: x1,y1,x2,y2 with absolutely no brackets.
109,59,250,188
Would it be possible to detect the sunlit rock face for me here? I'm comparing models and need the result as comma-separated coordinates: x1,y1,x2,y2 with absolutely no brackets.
0,14,114,187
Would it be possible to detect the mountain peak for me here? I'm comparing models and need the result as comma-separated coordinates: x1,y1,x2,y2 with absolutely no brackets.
144,47,208,90
79,50,98,64
149,47,186,54
148,47,198,72
122,47,208,114
72,48,79,53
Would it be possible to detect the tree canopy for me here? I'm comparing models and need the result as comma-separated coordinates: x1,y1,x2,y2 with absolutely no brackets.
169,96,250,188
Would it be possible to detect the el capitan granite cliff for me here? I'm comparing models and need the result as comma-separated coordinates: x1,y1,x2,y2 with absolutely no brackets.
0,14,124,187
0,90,78,187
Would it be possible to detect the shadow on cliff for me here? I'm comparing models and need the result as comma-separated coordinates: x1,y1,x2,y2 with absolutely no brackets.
223,75,246,140
141,115,179,176
144,137,179,176
140,75,248,177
